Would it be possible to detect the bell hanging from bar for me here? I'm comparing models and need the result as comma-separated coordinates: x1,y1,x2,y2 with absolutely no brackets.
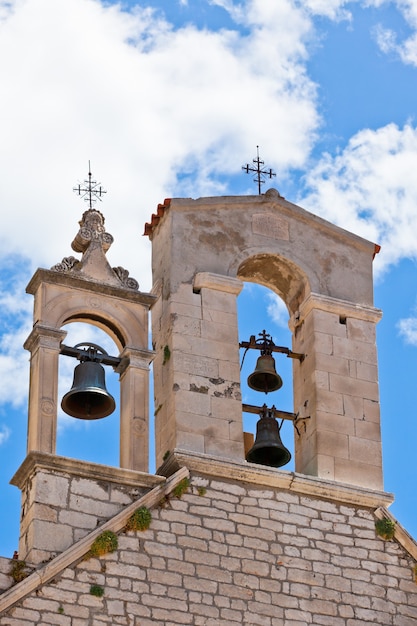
246,414,291,468
61,360,116,420
247,354,283,393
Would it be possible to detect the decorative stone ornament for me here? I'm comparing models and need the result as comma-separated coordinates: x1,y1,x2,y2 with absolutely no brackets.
51,208,139,290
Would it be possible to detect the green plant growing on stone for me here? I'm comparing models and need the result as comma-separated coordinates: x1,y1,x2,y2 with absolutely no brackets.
172,477,190,499
90,584,105,597
413,564,417,583
197,486,207,497
162,449,170,461
126,506,152,532
57,606,64,614
89,530,118,557
163,345,171,365
375,517,396,540
9,559,31,584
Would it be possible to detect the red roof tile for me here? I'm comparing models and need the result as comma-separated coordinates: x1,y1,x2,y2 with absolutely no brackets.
143,198,171,238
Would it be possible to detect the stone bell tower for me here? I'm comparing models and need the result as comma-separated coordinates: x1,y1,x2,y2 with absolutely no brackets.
12,201,157,565
3,187,417,626
146,189,383,491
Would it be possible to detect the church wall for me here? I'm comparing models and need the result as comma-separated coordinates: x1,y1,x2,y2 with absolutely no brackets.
1,471,416,626
9,454,164,566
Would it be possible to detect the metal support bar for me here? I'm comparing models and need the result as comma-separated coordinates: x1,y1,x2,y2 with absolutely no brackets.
242,402,297,422
60,343,122,367
242,403,311,436
239,336,304,361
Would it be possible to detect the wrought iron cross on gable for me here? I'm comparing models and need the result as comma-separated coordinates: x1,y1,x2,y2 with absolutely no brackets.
242,146,276,194
73,161,107,208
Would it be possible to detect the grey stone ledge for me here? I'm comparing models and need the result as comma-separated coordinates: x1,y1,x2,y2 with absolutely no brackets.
193,272,243,295
159,449,394,510
11,452,165,490
293,292,382,328
26,268,156,307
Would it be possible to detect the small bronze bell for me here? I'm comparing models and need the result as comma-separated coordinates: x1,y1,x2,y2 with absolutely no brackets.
247,354,283,393
246,414,291,468
61,360,116,420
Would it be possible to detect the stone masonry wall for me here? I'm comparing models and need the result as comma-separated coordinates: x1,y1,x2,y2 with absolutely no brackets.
10,454,164,566
1,471,416,626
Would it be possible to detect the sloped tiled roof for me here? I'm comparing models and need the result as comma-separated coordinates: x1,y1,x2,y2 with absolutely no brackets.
143,198,171,238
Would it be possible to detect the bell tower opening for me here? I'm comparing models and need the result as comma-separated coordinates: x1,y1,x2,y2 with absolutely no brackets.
57,322,120,467
238,282,295,470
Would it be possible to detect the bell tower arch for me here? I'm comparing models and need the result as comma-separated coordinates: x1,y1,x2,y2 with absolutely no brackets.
147,189,383,490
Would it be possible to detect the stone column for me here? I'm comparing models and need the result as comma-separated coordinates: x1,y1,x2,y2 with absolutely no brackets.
291,293,383,490
118,347,154,472
24,324,67,455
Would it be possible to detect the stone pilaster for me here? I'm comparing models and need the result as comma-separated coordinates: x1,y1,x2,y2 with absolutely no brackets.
291,293,383,489
153,273,244,467
23,324,67,455
118,347,154,472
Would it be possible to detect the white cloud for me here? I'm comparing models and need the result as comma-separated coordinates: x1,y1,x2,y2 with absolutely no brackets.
266,293,290,329
0,426,11,446
371,0,417,65
0,0,320,292
303,0,353,21
0,262,33,408
301,123,417,276
397,315,417,345
373,22,398,55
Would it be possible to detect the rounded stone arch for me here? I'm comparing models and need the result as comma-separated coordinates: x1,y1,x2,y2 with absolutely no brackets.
39,289,148,352
60,312,127,354
235,251,311,316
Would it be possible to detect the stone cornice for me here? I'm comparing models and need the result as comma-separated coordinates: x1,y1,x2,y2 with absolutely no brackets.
290,292,382,330
26,268,156,307
159,449,394,510
10,452,165,490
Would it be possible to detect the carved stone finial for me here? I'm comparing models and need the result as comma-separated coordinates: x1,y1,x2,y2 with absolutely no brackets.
51,256,80,272
71,209,114,254
50,168,139,290
112,266,139,291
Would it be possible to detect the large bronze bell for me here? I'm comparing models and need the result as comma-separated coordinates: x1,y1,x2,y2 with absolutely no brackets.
61,360,116,420
246,415,291,468
247,354,283,393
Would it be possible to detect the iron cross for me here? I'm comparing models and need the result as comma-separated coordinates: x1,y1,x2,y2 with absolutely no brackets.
73,161,107,209
242,146,276,194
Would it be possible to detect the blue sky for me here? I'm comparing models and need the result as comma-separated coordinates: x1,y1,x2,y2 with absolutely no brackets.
1,0,417,557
